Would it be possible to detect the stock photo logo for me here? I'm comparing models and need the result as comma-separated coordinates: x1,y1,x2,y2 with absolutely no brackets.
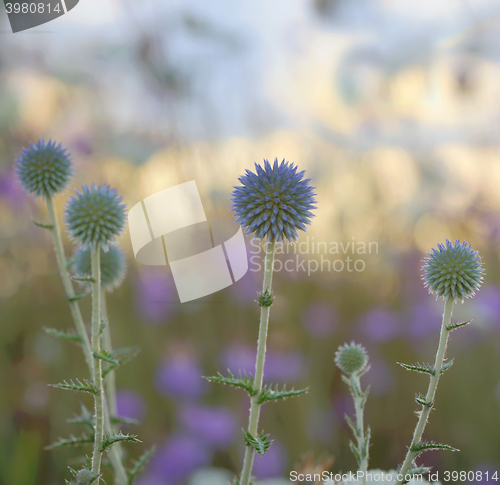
3,0,78,32
128,181,249,303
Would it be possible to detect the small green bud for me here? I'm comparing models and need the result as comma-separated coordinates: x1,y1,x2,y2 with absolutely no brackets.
335,341,368,375
257,288,274,307
76,468,93,484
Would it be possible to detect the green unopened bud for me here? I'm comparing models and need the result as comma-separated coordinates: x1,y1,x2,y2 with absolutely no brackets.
76,468,93,484
335,341,368,375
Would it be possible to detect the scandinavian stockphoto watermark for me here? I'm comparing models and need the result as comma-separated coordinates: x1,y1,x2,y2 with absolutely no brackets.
128,181,248,303
249,237,378,275
290,471,423,483
2,0,79,33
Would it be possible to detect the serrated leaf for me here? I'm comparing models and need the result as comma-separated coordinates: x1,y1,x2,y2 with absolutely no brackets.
397,362,435,376
93,349,119,366
407,465,432,476
102,346,141,378
446,320,470,332
257,384,308,404
344,413,360,438
45,434,94,450
128,445,156,484
43,326,83,344
32,219,54,229
243,432,272,456
70,274,95,283
205,370,256,396
67,403,94,430
410,440,459,454
360,385,370,409
66,293,87,302
349,440,361,465
415,393,433,408
111,416,140,426
363,427,371,459
440,359,454,374
49,379,99,394
101,432,141,453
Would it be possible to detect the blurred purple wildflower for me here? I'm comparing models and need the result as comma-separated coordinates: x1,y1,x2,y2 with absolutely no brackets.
302,302,338,338
156,353,208,399
148,434,211,484
116,389,146,422
222,342,308,382
253,439,287,478
407,300,442,338
180,404,237,449
0,169,26,207
134,268,177,323
359,307,400,342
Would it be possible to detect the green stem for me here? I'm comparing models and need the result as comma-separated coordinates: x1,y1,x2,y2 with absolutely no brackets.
239,239,276,485
397,297,454,484
91,248,104,477
102,291,128,485
351,374,369,485
46,197,93,372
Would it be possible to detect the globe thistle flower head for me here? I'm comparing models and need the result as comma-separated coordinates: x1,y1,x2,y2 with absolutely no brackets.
231,158,316,242
65,184,126,250
16,139,72,200
335,341,369,375
72,244,127,292
422,239,484,303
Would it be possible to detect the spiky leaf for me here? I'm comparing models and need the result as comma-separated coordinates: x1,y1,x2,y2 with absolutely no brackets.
415,393,433,408
49,379,99,394
43,327,83,344
446,320,471,332
70,274,96,283
45,434,94,450
205,370,256,396
349,440,362,465
67,403,94,431
344,414,360,438
128,446,156,484
32,220,54,229
257,384,308,404
257,288,274,307
243,432,272,456
410,441,459,455
93,349,119,366
101,432,141,453
440,359,454,374
397,362,435,376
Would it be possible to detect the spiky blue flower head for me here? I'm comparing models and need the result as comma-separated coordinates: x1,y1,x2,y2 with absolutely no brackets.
422,239,484,303
335,341,369,375
65,184,126,251
231,158,317,242
16,139,72,200
72,244,126,291
76,468,93,484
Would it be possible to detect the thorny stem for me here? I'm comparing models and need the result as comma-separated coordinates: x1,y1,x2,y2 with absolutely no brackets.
46,197,93,372
46,199,128,484
91,248,104,477
102,291,128,485
239,239,276,485
397,297,454,484
350,373,369,485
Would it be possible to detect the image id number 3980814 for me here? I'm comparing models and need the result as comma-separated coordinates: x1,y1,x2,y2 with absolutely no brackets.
442,470,499,482
5,2,62,13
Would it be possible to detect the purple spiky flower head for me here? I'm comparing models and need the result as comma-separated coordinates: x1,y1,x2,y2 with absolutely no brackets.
65,184,126,251
422,239,484,303
72,244,127,291
16,139,72,200
231,159,316,242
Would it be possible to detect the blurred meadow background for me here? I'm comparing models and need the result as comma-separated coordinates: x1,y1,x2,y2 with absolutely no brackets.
1,0,500,484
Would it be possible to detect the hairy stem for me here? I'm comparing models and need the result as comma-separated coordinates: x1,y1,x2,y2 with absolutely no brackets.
351,374,369,484
240,239,276,485
102,291,128,485
91,248,104,477
46,197,93,371
397,297,454,483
